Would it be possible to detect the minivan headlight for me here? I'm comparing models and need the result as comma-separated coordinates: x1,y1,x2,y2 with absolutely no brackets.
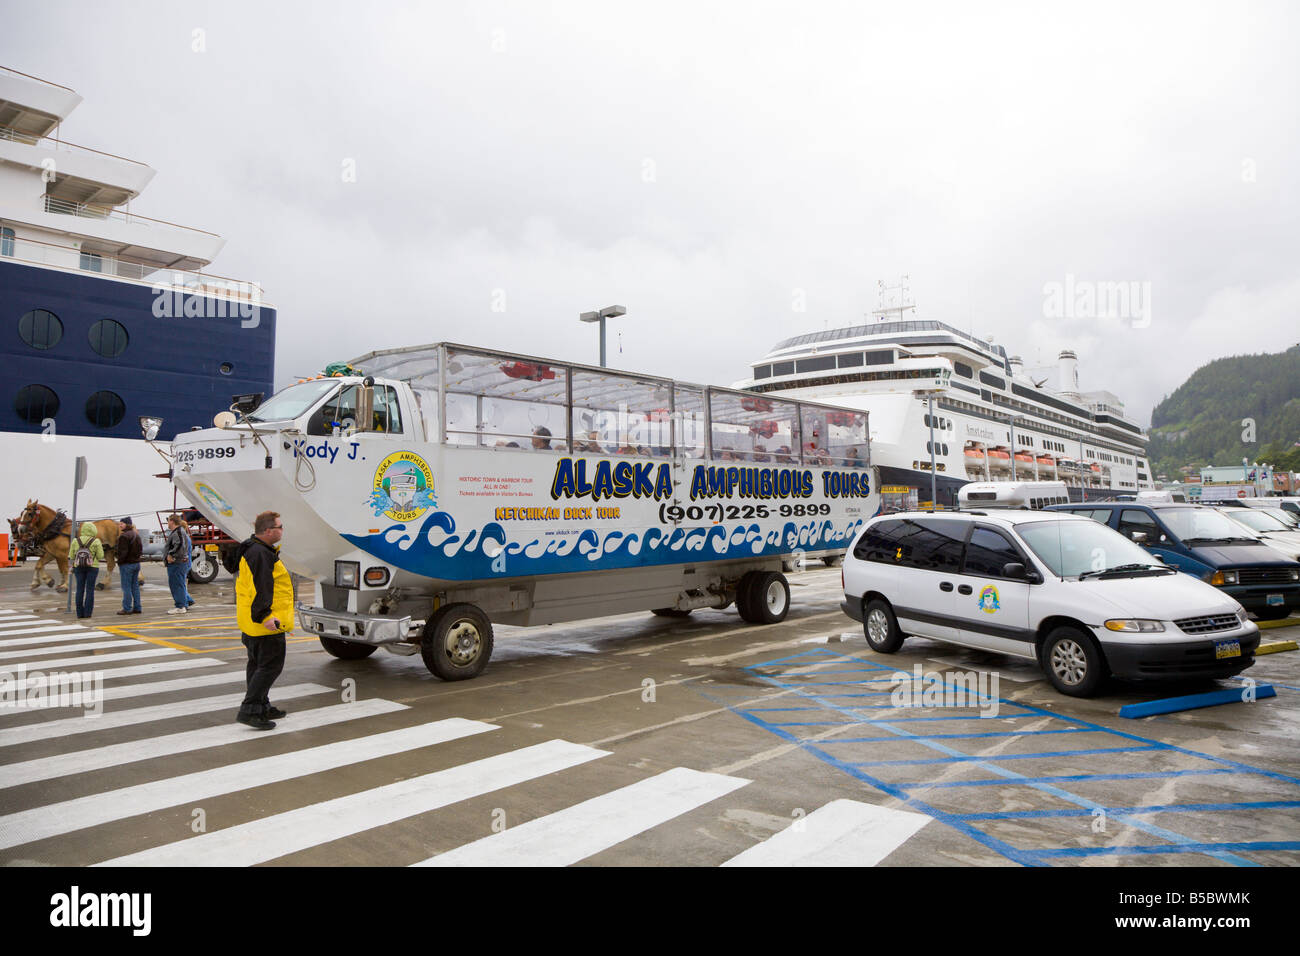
1235,607,1249,623
1104,619,1167,633
1207,571,1237,586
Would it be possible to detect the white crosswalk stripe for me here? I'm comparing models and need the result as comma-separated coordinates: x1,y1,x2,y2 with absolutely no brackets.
416,767,750,867
0,617,48,627
0,657,220,699
0,699,408,789
721,799,931,866
0,627,97,643
98,739,609,866
0,668,244,712
0,638,137,660
0,718,498,850
0,682,335,748
10,647,180,670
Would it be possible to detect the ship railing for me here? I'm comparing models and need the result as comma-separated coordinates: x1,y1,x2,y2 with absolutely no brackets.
0,124,149,167
0,65,77,92
40,195,222,238
0,233,264,301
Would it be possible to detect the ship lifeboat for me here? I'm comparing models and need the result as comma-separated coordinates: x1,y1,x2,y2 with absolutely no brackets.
1014,450,1035,465
749,419,779,439
987,447,1011,471
826,411,856,428
741,396,774,413
964,443,984,459
1036,455,1055,469
1090,463,1102,473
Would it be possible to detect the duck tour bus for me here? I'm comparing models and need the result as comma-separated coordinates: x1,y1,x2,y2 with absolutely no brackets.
166,343,879,680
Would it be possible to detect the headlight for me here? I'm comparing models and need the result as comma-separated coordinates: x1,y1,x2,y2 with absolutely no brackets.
1104,619,1167,633
334,560,360,589
1236,607,1249,623
1291,569,1299,581
1208,571,1237,586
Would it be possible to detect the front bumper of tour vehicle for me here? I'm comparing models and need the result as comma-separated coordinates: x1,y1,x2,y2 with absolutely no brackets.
297,605,412,646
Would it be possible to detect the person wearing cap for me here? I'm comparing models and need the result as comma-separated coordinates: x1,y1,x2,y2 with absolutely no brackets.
115,517,143,615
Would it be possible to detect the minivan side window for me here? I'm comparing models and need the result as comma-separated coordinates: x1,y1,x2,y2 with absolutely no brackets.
963,527,1022,577
1118,509,1158,543
854,519,906,563
897,519,965,571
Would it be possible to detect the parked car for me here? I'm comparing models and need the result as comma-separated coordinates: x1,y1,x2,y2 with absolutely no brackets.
1215,507,1300,561
841,510,1259,697
1046,502,1300,621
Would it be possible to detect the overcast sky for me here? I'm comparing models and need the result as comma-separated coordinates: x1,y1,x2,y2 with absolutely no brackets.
5,0,1298,424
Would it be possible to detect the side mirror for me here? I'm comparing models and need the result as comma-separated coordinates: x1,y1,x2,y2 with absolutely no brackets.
1002,562,1027,580
1131,531,1149,544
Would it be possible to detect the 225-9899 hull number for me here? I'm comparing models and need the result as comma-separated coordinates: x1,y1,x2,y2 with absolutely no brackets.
658,503,832,524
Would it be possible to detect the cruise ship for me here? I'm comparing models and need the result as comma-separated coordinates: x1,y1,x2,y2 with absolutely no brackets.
0,65,277,524
733,292,1153,510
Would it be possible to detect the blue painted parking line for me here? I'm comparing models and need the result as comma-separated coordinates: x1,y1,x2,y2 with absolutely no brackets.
847,744,1163,768
1118,684,1276,718
715,646,1300,866
897,769,1238,789
1024,841,1300,859
956,799,1300,821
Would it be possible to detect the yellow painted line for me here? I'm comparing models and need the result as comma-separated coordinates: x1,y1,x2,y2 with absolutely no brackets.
97,625,198,653
1257,641,1299,655
1257,618,1298,630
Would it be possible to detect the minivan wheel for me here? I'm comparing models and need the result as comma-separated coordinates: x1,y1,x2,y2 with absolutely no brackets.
863,599,904,653
1041,626,1106,697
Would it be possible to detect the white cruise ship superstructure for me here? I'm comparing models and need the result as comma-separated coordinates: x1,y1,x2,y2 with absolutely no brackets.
733,316,1153,509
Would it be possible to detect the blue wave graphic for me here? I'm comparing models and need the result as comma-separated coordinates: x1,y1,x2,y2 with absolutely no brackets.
342,510,866,581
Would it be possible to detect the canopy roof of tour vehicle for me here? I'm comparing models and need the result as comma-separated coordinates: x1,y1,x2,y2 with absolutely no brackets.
345,342,873,463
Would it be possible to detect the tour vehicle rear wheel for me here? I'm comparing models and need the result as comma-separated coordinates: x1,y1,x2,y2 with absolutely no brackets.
748,571,790,625
421,603,494,680
651,608,693,618
319,636,378,660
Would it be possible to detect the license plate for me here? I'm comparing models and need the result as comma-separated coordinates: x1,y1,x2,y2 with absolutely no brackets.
1267,593,1284,606
204,544,219,552
1215,640,1241,659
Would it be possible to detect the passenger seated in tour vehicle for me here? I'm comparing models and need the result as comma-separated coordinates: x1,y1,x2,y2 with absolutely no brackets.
774,445,795,463
531,427,552,450
753,444,771,462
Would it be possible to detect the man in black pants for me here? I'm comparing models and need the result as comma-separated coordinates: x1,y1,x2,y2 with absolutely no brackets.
234,511,293,730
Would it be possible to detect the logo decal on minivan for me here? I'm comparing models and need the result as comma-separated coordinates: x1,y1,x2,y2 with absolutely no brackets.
978,585,1000,614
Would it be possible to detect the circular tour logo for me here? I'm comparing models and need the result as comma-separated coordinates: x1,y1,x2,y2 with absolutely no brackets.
370,452,436,522
977,585,1000,614
194,482,234,518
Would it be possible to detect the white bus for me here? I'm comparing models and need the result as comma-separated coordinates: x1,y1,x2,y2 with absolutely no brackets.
957,481,1070,511
167,343,880,680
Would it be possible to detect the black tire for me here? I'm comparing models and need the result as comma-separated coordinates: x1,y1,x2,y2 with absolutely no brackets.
1041,626,1107,698
188,550,220,584
421,603,494,681
1253,607,1293,621
319,636,378,660
862,599,905,653
735,571,761,622
651,608,693,618
747,571,790,625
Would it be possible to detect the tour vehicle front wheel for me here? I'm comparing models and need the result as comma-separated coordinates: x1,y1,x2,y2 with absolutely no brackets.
421,603,494,681
319,636,378,660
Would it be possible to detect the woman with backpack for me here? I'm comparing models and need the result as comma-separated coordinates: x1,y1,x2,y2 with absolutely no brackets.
72,521,104,619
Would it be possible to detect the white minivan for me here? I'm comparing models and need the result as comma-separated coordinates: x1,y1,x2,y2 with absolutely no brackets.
840,510,1261,697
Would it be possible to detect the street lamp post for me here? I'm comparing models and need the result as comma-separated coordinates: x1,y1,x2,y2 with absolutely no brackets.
579,305,627,367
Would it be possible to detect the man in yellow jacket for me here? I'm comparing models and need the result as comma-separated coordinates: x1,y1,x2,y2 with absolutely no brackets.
235,511,294,730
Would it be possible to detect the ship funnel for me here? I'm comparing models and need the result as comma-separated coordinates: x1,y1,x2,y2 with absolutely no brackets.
1058,350,1079,396
1009,355,1024,379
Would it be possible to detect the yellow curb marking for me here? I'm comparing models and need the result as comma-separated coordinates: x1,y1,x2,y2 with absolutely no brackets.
1257,641,1298,655
1257,618,1297,630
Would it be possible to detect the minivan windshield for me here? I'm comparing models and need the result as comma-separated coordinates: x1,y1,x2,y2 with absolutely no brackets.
1017,519,1164,578
1223,509,1292,533
244,379,340,423
1157,508,1258,544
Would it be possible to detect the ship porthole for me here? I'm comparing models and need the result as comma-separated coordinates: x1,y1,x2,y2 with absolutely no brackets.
85,390,126,429
89,319,129,358
18,309,63,350
14,384,60,424
219,362,234,375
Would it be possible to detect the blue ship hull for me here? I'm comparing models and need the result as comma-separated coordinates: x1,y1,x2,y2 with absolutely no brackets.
1,259,276,442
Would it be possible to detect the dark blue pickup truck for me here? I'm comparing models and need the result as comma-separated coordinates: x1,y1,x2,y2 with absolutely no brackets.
1046,502,1300,620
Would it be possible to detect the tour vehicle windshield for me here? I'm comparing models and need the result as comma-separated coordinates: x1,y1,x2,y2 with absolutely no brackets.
245,379,340,423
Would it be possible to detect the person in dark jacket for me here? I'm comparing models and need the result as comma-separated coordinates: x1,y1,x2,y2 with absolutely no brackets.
234,510,294,731
164,515,189,614
115,517,143,615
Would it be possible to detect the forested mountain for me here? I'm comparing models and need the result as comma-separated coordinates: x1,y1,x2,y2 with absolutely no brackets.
1146,344,1300,478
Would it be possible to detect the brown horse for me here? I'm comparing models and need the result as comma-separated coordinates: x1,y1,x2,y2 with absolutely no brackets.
13,500,119,592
